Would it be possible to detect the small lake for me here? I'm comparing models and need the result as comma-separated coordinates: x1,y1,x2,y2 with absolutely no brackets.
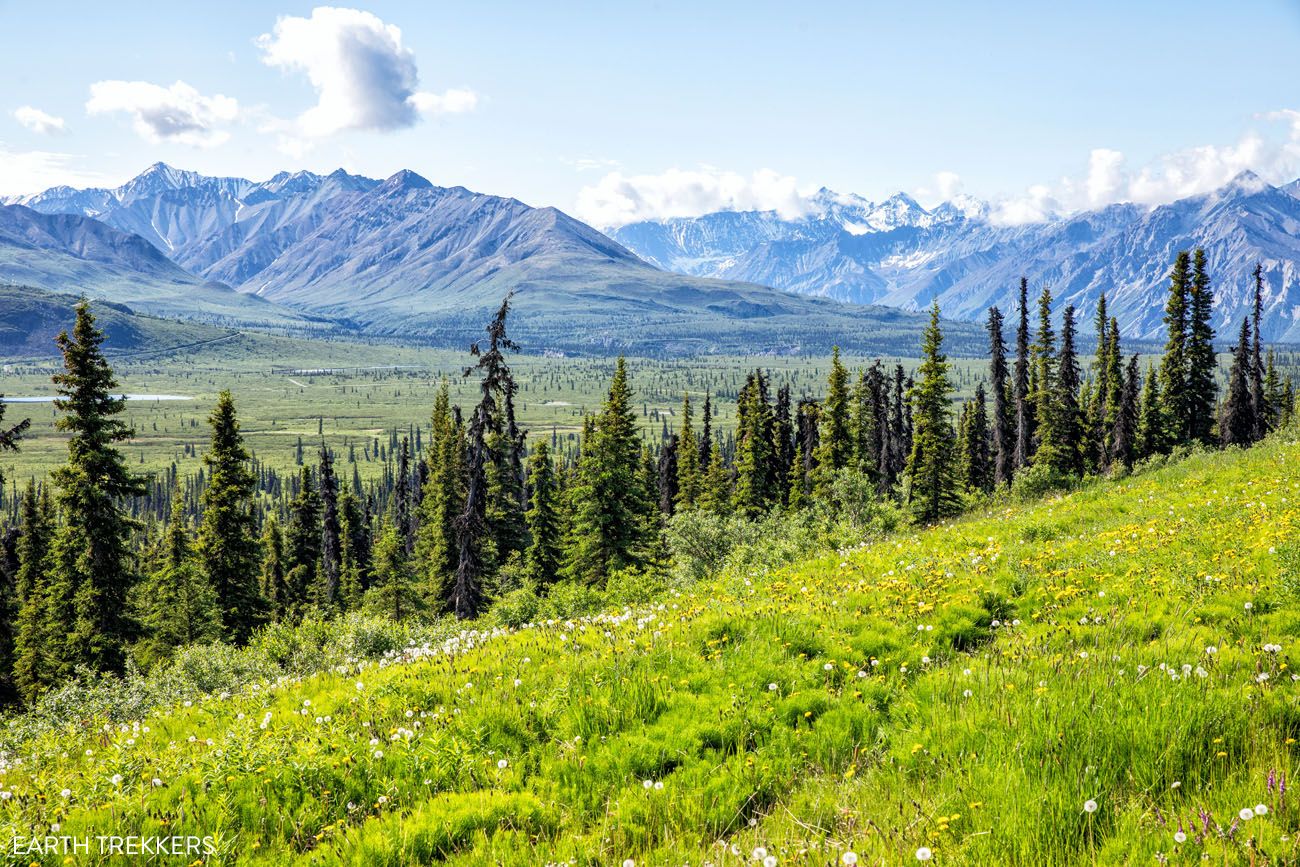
1,394,193,403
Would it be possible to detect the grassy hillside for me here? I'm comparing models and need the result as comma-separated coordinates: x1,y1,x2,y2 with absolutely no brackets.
1,437,1297,864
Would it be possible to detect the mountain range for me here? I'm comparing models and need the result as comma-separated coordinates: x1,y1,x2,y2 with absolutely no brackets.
608,171,1300,342
6,162,1297,356
3,164,974,356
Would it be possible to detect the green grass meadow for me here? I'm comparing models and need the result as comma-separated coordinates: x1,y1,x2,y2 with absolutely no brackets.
0,423,1297,864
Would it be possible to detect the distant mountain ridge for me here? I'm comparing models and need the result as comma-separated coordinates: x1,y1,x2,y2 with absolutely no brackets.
0,203,315,328
6,164,977,356
608,172,1300,341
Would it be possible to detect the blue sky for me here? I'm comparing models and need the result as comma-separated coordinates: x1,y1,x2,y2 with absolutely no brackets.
2,0,1299,225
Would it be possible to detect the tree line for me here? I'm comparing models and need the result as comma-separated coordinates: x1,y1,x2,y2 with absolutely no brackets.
0,258,1293,705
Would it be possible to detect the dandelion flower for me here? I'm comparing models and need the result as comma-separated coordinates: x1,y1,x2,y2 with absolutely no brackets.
916,847,933,861
752,847,768,860
1174,831,1187,843
841,853,859,866
497,759,509,769
643,779,654,789
764,857,778,867
768,683,778,691
623,861,635,867
60,788,71,798
1239,807,1254,821
1083,799,1098,813
110,774,122,786
1255,804,1268,816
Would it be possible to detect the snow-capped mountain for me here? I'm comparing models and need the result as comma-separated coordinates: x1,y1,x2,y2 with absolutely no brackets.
608,172,1300,341
609,187,960,281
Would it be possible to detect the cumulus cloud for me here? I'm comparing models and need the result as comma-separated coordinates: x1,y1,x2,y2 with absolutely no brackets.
934,170,963,200
990,112,1300,225
13,107,66,135
85,80,238,147
575,167,810,227
1083,148,1125,206
256,6,476,138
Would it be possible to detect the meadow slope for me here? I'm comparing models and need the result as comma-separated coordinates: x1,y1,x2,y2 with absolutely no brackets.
2,436,1299,865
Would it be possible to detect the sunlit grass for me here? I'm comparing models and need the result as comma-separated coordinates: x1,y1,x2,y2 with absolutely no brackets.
0,437,1297,864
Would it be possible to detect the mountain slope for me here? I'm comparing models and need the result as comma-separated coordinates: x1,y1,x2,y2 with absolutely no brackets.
611,173,1300,340
0,205,319,329
0,284,231,358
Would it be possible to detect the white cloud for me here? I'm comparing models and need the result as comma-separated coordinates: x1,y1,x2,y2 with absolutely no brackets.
13,107,66,136
0,147,112,197
85,80,238,147
408,88,478,116
934,170,963,200
991,112,1300,224
256,6,475,138
1084,148,1124,206
990,184,1060,226
575,167,810,227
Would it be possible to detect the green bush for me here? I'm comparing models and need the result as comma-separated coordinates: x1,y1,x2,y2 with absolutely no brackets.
538,581,603,620
1010,462,1077,500
491,586,542,629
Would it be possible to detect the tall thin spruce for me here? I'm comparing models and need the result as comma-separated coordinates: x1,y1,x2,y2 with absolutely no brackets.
451,293,518,619
986,306,1012,485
